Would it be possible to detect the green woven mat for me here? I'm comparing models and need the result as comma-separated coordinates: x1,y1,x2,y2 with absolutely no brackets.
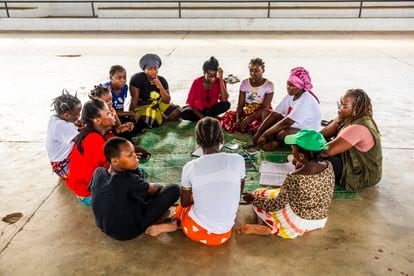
133,121,360,200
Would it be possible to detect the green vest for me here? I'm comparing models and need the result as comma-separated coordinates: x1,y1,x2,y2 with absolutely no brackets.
340,116,383,192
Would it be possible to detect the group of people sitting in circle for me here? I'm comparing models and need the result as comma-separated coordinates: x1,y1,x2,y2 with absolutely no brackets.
45,53,382,244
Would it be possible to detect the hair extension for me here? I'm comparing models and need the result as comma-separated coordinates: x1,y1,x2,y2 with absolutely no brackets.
345,89,380,133
195,117,223,149
51,89,81,116
104,136,128,163
109,65,126,77
76,98,106,155
249,57,265,70
202,56,219,74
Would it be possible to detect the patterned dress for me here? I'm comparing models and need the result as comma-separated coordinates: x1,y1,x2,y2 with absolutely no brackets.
252,162,335,239
221,78,273,133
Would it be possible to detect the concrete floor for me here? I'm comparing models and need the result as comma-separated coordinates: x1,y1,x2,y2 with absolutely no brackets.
0,32,413,275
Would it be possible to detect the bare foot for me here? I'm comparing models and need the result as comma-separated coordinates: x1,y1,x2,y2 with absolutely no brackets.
145,221,177,237
236,224,272,235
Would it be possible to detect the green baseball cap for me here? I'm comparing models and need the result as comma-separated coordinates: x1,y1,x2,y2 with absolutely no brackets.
284,129,328,151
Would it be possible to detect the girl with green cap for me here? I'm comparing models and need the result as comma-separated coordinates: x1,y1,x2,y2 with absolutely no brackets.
237,129,335,239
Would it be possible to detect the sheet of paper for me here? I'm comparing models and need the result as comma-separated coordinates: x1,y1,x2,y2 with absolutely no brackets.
260,161,294,174
259,161,295,187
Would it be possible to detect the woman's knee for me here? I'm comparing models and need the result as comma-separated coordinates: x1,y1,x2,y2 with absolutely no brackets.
221,101,231,111
163,184,181,199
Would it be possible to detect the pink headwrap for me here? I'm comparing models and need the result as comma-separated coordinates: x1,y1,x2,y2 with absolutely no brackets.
288,67,319,103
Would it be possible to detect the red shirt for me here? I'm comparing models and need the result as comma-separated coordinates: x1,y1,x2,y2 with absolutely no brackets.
67,132,114,197
186,76,226,111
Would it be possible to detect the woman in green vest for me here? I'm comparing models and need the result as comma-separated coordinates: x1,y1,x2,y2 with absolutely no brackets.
321,89,382,192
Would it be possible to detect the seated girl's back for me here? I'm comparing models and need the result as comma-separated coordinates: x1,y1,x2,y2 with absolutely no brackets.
182,152,244,233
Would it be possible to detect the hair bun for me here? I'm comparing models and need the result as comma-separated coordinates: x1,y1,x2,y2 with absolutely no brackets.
203,56,219,73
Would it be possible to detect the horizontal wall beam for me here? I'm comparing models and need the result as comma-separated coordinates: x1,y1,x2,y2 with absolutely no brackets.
1,17,414,31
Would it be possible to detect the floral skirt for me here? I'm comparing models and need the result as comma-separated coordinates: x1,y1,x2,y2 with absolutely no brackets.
220,104,271,134
173,204,232,246
253,188,328,239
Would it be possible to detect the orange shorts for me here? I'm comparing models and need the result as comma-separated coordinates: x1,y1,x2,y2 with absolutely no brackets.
173,204,232,246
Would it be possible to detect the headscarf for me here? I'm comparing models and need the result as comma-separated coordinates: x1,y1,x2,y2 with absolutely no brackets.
288,66,319,103
139,54,162,71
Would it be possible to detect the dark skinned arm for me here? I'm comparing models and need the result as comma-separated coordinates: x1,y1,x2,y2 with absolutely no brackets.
253,111,284,144
321,136,353,157
129,86,140,112
235,90,245,130
321,116,340,139
181,188,194,207
217,68,229,102
152,77,171,103
240,93,273,131
258,116,295,145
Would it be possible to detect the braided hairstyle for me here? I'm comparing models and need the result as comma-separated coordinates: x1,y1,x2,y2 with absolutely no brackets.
51,90,81,116
345,89,380,133
195,117,223,149
76,98,107,155
89,84,110,99
249,57,265,71
202,56,219,73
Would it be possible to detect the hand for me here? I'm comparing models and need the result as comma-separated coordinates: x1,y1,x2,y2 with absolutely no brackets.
242,192,255,204
257,135,267,148
150,77,164,90
239,117,251,131
75,120,85,131
117,122,134,133
217,67,224,80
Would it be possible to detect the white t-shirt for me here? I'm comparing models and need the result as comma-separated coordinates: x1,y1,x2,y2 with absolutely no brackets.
46,115,79,162
274,92,322,131
181,152,245,234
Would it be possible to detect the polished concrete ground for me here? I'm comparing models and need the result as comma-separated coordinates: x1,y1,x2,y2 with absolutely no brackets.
0,32,413,275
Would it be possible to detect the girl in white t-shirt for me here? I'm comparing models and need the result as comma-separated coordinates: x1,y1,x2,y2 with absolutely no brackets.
46,91,82,179
253,67,321,151
145,117,246,245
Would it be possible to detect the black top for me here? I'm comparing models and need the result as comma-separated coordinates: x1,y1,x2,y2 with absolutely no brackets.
89,167,149,240
129,72,169,103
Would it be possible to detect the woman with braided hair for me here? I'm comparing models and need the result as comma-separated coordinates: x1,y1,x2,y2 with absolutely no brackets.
146,118,245,245
46,91,82,179
321,89,382,191
66,98,116,206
